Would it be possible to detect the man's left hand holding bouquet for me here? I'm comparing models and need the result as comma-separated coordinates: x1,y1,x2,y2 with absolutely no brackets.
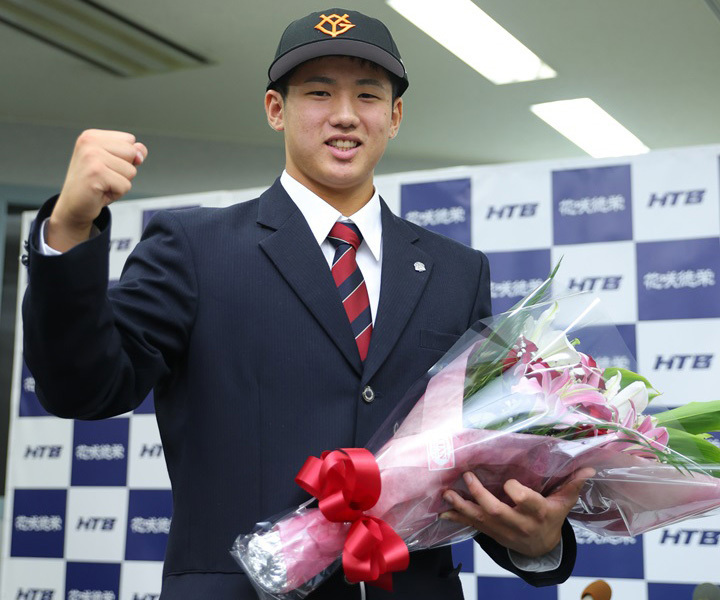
442,466,594,559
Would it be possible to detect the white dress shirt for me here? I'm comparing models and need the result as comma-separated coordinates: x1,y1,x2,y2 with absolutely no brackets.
280,170,382,324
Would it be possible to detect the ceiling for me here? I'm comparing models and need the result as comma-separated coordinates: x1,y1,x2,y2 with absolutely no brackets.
2,0,720,200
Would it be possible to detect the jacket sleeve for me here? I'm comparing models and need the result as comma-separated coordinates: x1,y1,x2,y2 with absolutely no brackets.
22,196,198,420
475,520,576,586
469,250,492,324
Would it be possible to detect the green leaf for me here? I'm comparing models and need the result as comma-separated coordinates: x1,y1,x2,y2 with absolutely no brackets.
603,367,660,400
665,427,720,469
654,401,720,435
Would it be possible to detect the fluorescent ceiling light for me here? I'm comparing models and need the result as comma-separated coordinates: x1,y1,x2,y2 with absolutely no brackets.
531,98,649,158
386,0,556,84
0,0,209,77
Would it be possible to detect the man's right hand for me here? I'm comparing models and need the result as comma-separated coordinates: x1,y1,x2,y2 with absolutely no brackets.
47,129,148,252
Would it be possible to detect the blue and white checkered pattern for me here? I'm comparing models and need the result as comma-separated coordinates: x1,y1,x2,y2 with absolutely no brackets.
3,148,719,599
394,146,720,599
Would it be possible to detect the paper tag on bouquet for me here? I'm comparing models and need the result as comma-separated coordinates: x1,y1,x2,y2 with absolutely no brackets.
426,434,455,471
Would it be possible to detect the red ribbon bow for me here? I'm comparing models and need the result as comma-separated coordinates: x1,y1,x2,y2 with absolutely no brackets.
295,448,409,589
343,516,410,590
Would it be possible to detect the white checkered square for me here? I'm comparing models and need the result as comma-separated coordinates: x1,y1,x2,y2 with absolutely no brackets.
1,557,66,598
632,147,720,242
127,415,170,489
472,165,552,252
636,319,720,406
551,241,638,324
65,488,128,562
119,561,163,600
643,514,720,583
8,417,73,488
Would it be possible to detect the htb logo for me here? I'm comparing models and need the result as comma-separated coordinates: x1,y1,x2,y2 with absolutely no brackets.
568,276,622,292
648,190,705,207
25,445,62,459
486,203,538,219
654,354,713,370
15,589,54,600
76,517,116,531
139,443,163,458
660,529,720,545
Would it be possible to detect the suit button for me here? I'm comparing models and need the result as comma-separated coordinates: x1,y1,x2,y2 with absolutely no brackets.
362,386,375,403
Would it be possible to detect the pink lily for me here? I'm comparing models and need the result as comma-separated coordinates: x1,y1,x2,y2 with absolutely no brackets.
573,352,606,390
618,416,670,458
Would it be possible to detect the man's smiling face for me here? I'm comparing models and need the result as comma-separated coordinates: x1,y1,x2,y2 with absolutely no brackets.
265,55,403,211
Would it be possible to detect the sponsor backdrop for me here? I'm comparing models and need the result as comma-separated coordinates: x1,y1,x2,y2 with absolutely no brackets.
3,145,719,599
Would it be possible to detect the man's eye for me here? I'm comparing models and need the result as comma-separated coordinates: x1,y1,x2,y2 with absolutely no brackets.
309,90,330,97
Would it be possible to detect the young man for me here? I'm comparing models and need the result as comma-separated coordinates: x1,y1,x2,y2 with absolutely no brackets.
23,8,588,599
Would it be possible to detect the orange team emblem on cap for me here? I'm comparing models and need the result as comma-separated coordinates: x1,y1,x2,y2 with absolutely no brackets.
315,13,356,37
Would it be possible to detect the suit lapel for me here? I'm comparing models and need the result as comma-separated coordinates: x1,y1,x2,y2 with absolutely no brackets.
257,180,363,375
362,200,432,385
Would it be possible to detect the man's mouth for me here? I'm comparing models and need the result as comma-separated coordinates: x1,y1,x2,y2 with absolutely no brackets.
326,140,360,150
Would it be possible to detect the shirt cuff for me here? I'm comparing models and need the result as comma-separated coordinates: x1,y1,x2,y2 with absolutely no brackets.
39,218,62,256
39,217,99,255
507,538,562,573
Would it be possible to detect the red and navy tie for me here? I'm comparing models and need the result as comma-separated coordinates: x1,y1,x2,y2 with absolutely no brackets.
328,221,372,361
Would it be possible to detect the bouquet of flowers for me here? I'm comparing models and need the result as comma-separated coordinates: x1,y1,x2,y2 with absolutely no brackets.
231,269,720,599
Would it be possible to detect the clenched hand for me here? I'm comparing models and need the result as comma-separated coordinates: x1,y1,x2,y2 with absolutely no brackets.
47,129,147,252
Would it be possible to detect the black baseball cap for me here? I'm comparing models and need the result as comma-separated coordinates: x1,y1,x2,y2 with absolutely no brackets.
268,8,409,96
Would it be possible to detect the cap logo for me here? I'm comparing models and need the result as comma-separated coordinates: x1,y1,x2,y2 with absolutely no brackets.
314,13,356,38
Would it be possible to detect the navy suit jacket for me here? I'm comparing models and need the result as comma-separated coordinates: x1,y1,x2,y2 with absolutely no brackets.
23,179,575,598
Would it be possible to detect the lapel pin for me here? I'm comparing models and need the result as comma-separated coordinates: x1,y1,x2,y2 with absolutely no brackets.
414,262,426,272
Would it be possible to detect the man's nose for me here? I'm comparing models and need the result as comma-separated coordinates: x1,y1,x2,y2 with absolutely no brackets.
329,95,360,128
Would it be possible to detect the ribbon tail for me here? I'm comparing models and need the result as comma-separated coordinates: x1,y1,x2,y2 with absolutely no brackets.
370,572,394,591
294,456,324,497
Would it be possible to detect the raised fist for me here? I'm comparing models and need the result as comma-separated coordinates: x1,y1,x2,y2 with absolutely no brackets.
47,129,147,251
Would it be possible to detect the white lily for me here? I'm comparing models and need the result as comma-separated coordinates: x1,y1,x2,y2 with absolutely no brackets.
604,372,622,398
606,380,649,424
521,303,581,368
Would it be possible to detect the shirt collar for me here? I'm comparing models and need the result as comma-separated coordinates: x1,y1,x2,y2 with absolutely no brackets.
280,170,382,261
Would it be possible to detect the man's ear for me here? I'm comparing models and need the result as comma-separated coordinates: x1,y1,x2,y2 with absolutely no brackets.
265,90,285,132
389,96,403,139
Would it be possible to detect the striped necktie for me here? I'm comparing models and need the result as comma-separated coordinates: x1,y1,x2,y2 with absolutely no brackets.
327,221,372,361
